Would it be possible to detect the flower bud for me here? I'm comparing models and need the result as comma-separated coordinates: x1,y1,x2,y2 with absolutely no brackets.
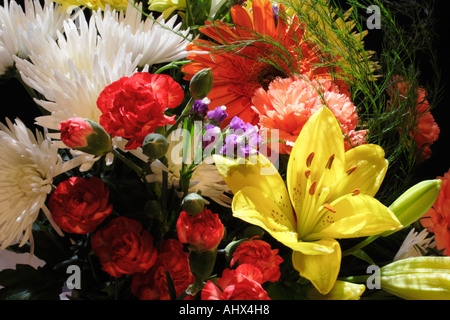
181,193,206,216
383,179,442,236
379,256,450,300
142,133,169,159
307,281,366,300
60,117,112,156
188,249,217,283
189,68,213,100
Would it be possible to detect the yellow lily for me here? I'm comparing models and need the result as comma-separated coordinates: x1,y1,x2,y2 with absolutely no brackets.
148,0,186,20
214,107,402,294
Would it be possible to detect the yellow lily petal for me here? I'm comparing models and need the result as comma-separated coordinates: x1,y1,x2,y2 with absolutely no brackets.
214,154,296,227
214,154,283,193
305,194,402,241
232,186,297,241
286,107,345,235
233,187,334,255
330,144,389,199
292,239,342,295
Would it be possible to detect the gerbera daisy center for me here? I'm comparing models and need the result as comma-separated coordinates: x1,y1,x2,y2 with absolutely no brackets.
255,64,287,91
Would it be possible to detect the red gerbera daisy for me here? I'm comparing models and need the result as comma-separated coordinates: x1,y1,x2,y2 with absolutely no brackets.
182,0,338,126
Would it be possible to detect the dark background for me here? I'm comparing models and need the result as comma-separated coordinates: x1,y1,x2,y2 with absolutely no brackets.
405,0,450,181
0,0,448,181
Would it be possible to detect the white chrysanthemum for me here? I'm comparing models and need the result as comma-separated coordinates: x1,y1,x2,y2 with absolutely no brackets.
94,2,191,68
0,119,82,250
0,0,69,75
14,12,142,131
394,228,436,261
146,131,231,207
13,10,146,169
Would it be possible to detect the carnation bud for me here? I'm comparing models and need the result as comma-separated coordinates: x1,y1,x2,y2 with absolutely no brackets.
188,249,217,283
142,133,169,159
189,68,213,100
181,193,206,216
60,117,112,156
383,179,442,236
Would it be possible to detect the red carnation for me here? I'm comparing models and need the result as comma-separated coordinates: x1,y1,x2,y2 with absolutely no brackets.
97,72,184,150
91,217,158,278
421,169,450,256
49,177,113,234
231,237,284,283
387,76,440,162
176,208,225,252
201,264,270,300
131,239,195,300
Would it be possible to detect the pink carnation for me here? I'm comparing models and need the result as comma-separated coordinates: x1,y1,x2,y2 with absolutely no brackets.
251,76,366,154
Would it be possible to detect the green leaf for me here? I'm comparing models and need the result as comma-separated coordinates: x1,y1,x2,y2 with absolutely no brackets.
8,224,72,266
0,264,65,300
265,281,308,300
352,249,375,265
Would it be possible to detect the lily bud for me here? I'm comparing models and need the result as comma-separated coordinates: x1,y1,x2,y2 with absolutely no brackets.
142,133,169,159
383,179,442,236
60,117,112,156
379,256,450,300
189,68,213,100
307,281,366,300
181,193,206,216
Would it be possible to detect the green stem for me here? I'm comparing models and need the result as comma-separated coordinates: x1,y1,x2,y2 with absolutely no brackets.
35,220,67,254
161,170,168,214
111,149,143,177
165,98,195,138
154,60,189,75
342,235,380,257
339,274,370,284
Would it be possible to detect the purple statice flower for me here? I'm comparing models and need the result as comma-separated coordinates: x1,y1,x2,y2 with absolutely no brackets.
207,106,228,125
272,4,279,23
190,98,210,118
220,117,262,158
228,116,247,131
203,124,221,150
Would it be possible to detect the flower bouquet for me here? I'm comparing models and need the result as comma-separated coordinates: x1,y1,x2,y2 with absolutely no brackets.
0,0,449,301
